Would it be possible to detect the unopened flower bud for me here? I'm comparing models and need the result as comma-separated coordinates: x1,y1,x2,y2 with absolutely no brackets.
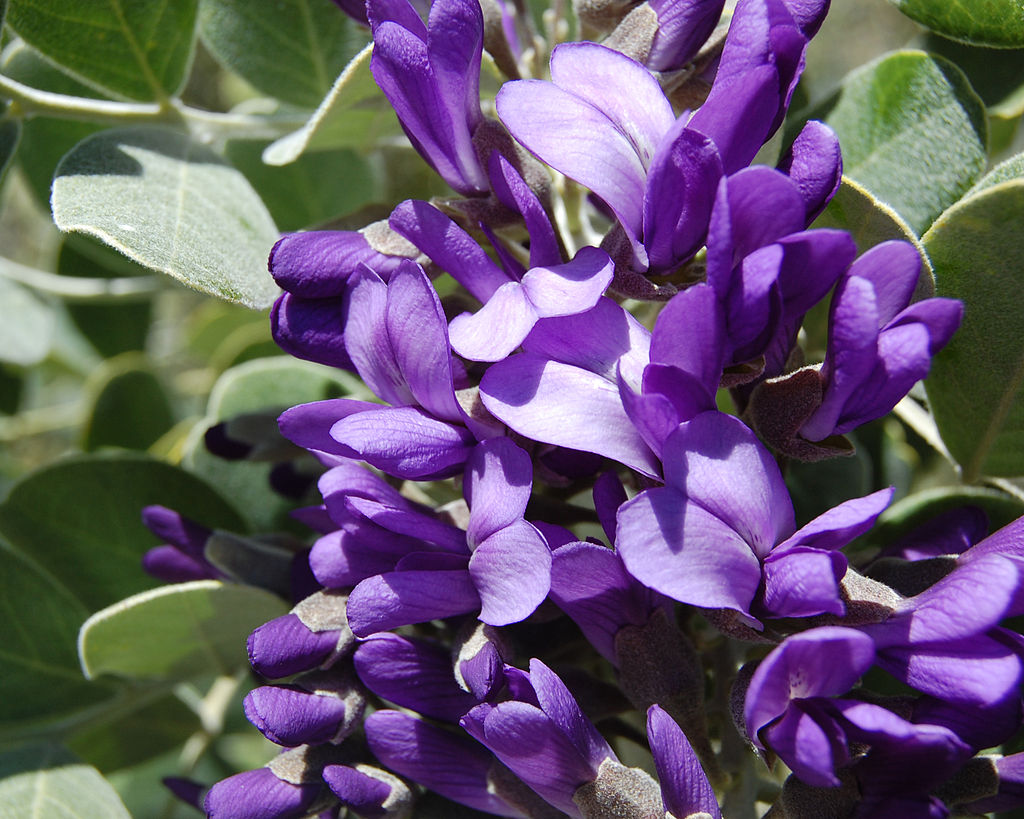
248,590,353,678
323,763,413,818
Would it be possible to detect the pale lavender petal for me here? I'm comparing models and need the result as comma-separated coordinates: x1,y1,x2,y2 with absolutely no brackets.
385,261,463,421
776,487,893,553
777,120,842,221
661,412,794,556
617,487,763,614
389,199,511,301
470,520,552,625
521,246,613,317
346,568,479,636
354,633,478,722
449,282,537,361
366,710,522,816
643,124,723,273
524,297,652,385
496,78,648,244
962,515,1024,562
331,406,476,479
480,356,661,477
465,436,534,544
548,42,675,170
743,626,875,744
647,705,722,819
344,266,413,407
761,545,846,617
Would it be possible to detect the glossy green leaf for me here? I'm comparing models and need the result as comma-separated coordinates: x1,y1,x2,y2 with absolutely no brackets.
888,0,1024,48
263,43,402,165
0,745,130,818
6,0,198,101
81,357,175,452
0,277,55,366
923,180,1024,480
59,238,153,359
198,0,368,109
226,140,379,230
52,127,281,309
79,580,288,681
0,454,246,613
815,50,987,235
0,538,118,731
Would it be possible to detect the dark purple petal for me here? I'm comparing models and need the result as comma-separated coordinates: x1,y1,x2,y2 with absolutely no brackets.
247,613,346,679
470,520,552,625
773,229,857,320
204,767,321,819
593,471,627,545
322,766,393,818
354,633,478,722
142,545,218,583
647,0,727,71
530,659,615,770
346,567,479,636
243,684,351,747
643,124,723,273
345,497,468,553
271,293,352,371
649,282,726,393
777,120,842,221
269,230,406,298
277,398,376,459
647,705,722,818
366,710,521,816
776,487,893,553
763,701,844,787
488,151,562,268
389,200,511,301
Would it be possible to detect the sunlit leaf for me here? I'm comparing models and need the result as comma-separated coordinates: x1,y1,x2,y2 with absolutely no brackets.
888,0,1024,48
0,745,130,818
52,127,281,309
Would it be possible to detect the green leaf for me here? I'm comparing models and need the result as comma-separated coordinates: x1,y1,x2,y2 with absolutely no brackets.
6,0,198,101
67,696,199,773
871,485,1024,546
965,151,1024,198
263,43,402,165
923,180,1024,480
226,140,379,230
0,277,55,366
0,454,246,613
888,0,1024,48
82,357,175,453
59,238,153,359
198,0,369,109
52,126,281,309
0,538,118,731
813,50,987,235
0,745,131,818
920,34,1024,117
79,580,288,681
811,176,934,296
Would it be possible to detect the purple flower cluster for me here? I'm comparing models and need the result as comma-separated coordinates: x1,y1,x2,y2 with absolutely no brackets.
143,0,1024,816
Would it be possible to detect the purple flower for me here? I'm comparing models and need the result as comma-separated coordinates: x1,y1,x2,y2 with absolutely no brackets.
204,764,323,819
616,411,891,622
322,764,412,818
647,705,722,819
247,590,353,679
645,0,726,72
365,710,528,816
460,659,619,816
368,0,488,195
243,672,365,747
140,505,221,583
799,240,963,441
343,436,551,634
